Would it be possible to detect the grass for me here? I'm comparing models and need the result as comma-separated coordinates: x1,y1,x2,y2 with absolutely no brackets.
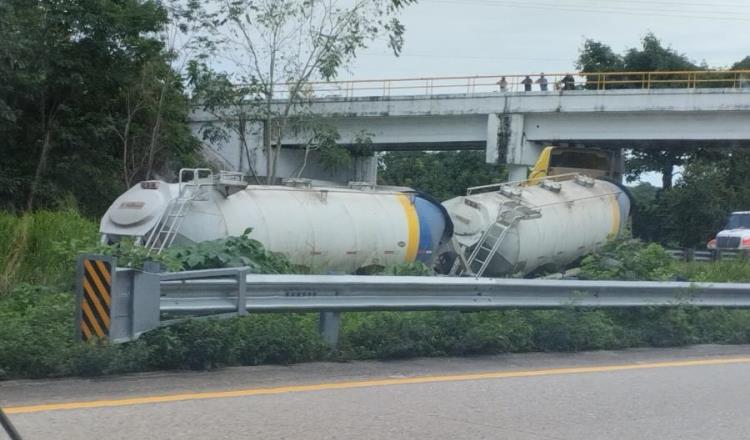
0,210,99,292
2,210,750,380
673,260,750,282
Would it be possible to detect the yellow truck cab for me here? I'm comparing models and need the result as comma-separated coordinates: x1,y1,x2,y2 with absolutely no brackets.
527,146,620,183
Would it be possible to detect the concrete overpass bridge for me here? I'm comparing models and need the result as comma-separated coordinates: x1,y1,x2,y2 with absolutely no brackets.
190,70,750,182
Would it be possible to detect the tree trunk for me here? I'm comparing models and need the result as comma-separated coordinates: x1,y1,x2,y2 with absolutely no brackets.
296,144,312,178
145,81,167,180
238,118,261,184
661,163,673,189
121,116,132,187
26,130,52,211
263,118,272,183
270,122,284,183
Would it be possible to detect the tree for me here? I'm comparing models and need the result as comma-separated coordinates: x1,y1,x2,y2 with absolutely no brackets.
378,151,507,200
732,56,750,69
622,34,696,72
0,0,199,215
111,58,199,188
576,34,701,188
630,150,750,247
625,150,689,190
187,0,411,183
627,182,663,243
658,160,735,247
576,39,624,72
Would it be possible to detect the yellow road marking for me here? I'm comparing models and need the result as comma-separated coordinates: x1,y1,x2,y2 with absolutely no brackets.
5,356,750,415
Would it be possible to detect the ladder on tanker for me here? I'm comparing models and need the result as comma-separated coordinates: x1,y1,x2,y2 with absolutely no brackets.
459,201,541,278
143,169,212,254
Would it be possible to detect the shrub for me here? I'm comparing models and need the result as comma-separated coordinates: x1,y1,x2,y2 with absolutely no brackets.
165,228,299,273
142,319,234,370
0,284,78,378
528,309,620,352
229,314,326,365
580,237,675,281
4,209,750,380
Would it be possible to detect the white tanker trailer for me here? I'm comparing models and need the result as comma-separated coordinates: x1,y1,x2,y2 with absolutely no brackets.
100,169,452,273
100,169,630,277
441,174,630,277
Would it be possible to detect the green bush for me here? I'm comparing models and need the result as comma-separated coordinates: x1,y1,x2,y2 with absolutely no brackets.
0,283,152,378
4,209,750,380
228,314,326,366
134,314,327,370
165,228,299,274
579,237,675,281
528,309,620,352
0,284,77,378
142,319,234,370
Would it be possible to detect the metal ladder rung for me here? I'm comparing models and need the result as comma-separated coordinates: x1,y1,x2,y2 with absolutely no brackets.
145,183,201,254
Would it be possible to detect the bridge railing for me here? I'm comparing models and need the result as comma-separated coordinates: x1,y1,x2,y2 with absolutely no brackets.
277,70,750,99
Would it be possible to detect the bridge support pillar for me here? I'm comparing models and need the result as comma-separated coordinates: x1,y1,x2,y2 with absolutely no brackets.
352,154,378,184
487,113,526,164
487,113,543,181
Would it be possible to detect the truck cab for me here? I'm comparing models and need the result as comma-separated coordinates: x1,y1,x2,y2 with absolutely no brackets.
707,211,750,250
527,146,621,183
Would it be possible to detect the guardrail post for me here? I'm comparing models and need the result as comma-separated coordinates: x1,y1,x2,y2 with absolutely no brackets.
76,254,117,342
131,262,161,340
318,312,341,348
685,248,695,262
714,249,723,261
237,268,248,316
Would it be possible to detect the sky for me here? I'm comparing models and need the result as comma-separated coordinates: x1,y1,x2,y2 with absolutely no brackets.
340,0,750,186
346,0,750,80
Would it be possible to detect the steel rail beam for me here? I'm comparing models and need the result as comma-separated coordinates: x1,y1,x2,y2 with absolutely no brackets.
158,274,750,314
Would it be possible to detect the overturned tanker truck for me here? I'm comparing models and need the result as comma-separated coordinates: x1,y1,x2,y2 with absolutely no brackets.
100,168,630,277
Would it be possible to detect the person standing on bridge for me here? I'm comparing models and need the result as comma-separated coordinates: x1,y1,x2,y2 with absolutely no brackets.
562,73,575,90
536,73,549,91
522,75,533,91
497,76,508,92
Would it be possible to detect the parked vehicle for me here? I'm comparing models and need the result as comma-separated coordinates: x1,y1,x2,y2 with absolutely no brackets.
707,211,750,250
527,146,622,182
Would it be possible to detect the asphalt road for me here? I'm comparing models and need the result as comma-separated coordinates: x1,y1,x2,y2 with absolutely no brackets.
3,345,750,440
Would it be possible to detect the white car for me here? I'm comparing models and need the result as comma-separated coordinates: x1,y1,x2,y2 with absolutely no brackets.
707,211,750,250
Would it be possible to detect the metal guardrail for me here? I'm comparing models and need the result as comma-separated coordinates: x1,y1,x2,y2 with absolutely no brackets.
666,248,749,262
78,255,750,347
160,274,750,312
271,70,750,99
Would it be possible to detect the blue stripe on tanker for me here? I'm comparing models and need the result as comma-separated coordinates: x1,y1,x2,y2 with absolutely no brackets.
414,196,448,264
